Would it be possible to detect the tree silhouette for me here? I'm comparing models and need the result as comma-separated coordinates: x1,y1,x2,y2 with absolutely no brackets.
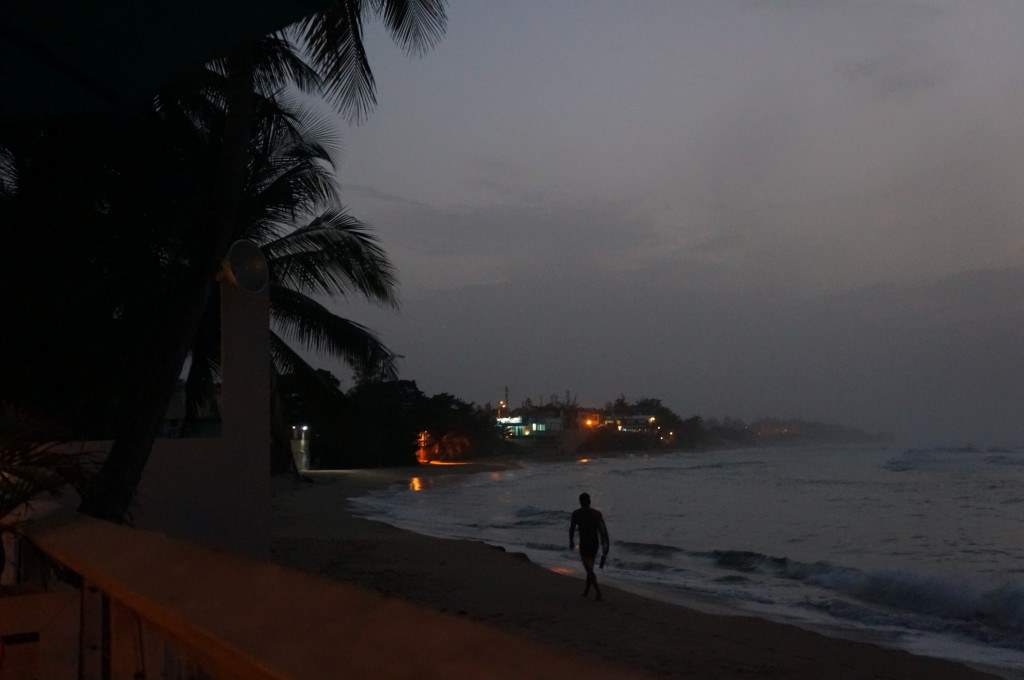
14,1,448,521
182,101,398,431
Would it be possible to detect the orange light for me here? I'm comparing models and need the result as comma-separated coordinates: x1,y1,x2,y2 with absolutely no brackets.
409,477,423,491
550,567,573,575
426,460,471,466
578,458,590,463
415,430,433,463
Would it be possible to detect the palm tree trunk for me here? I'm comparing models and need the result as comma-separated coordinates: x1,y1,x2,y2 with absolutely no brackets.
79,52,257,522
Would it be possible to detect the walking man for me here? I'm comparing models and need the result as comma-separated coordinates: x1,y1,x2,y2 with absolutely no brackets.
569,492,610,600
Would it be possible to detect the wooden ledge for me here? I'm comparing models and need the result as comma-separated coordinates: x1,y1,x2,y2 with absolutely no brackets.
19,513,640,680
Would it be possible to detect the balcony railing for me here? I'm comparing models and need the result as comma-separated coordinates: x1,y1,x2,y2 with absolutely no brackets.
2,511,633,679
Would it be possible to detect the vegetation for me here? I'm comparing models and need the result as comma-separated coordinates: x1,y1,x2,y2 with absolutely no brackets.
271,384,885,469
265,384,891,468
0,1,447,521
0,406,98,521
0,114,212,439
281,376,507,468
182,100,399,433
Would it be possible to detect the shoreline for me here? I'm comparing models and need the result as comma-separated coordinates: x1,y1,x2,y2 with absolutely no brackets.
270,463,1009,679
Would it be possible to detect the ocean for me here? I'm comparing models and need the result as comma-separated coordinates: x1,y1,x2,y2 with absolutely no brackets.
348,446,1024,677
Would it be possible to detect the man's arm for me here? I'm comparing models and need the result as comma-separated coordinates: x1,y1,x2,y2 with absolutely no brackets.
598,517,609,568
569,512,578,549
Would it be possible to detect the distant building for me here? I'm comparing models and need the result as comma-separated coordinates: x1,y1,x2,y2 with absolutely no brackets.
497,414,562,437
498,406,607,438
602,414,657,433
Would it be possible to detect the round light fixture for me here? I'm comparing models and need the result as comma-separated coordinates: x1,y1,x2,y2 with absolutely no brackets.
223,239,268,293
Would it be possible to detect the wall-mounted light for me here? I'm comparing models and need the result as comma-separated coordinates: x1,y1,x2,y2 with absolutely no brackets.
221,239,269,293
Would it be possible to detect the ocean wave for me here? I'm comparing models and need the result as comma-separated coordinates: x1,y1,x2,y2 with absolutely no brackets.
985,454,1024,466
609,461,769,476
615,560,676,573
514,505,566,524
885,446,1024,472
682,460,769,472
617,540,685,558
609,466,685,477
475,506,570,530
523,541,566,552
707,549,1024,646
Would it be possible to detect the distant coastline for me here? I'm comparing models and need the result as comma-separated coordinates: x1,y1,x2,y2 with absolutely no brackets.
477,416,894,464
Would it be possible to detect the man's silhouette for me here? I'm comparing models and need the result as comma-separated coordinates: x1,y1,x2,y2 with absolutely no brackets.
569,492,610,600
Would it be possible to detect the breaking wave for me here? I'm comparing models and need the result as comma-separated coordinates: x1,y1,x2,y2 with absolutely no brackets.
706,549,1024,648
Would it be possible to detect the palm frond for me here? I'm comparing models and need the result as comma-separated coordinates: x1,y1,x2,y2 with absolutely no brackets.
271,333,344,389
295,0,376,123
264,210,398,304
270,334,354,421
241,105,343,238
287,99,347,163
251,36,323,99
295,0,448,121
154,65,229,137
243,172,341,244
270,330,310,377
0,147,18,195
248,146,337,203
371,0,448,57
0,407,99,520
265,94,345,163
270,287,397,378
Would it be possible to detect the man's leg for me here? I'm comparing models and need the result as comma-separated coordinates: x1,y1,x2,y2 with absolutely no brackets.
581,552,597,598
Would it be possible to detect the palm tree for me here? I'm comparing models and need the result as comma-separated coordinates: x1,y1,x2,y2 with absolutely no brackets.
0,113,221,437
80,1,446,521
0,406,98,523
183,102,398,433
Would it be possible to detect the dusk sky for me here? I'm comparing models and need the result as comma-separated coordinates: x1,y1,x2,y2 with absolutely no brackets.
326,0,1024,444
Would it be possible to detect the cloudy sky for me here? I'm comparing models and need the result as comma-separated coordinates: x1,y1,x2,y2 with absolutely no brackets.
325,0,1024,444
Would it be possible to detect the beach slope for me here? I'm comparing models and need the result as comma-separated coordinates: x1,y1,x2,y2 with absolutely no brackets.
270,467,1004,679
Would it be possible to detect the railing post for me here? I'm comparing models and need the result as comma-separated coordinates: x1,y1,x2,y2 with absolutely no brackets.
79,581,105,680
15,534,50,585
109,598,139,680
110,598,189,680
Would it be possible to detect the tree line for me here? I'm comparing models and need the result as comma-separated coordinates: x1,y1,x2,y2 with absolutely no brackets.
272,382,894,467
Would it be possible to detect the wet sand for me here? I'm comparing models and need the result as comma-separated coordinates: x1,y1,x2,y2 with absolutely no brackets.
269,463,1006,679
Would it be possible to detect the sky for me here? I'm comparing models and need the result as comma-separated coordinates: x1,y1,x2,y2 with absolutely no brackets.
322,0,1024,445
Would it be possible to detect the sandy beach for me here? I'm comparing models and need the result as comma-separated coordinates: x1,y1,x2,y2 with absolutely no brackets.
270,462,1006,679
